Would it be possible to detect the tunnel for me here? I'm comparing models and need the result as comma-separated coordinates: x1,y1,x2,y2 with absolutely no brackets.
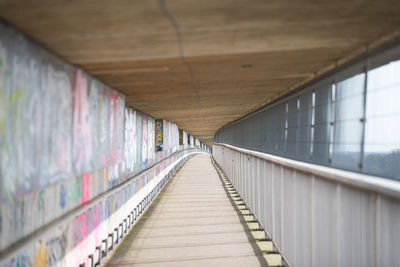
1,1,400,266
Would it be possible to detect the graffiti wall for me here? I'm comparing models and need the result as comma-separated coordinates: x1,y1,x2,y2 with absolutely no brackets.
190,135,195,147
0,21,205,267
183,130,188,145
179,130,189,149
148,117,155,164
123,108,156,176
163,120,179,154
155,119,163,152
1,149,196,267
0,21,127,253
123,108,137,174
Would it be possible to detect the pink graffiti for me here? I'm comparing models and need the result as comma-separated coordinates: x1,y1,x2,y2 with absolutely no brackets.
79,213,88,240
93,205,99,244
80,173,90,205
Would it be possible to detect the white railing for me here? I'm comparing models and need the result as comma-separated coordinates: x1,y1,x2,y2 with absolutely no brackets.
213,143,400,267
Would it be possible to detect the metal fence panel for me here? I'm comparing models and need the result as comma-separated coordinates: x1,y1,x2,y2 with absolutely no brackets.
273,164,283,248
215,42,400,182
282,168,295,262
294,171,312,267
214,144,400,266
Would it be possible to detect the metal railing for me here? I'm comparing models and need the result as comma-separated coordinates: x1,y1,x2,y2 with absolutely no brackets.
215,39,400,182
213,143,400,266
0,148,207,267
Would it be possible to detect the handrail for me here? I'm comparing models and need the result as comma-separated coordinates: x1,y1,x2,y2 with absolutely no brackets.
214,143,400,200
0,147,207,264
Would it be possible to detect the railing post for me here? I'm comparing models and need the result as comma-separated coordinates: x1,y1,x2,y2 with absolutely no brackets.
102,239,108,258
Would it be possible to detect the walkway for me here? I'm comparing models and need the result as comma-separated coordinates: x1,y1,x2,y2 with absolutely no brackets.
104,154,270,267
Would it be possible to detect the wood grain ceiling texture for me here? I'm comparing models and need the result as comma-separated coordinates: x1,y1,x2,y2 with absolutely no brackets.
1,0,400,145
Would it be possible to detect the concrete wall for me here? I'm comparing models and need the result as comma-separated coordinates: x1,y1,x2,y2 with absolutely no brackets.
0,21,189,266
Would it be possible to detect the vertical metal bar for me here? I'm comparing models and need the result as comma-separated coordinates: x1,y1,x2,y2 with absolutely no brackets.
296,96,301,158
311,175,315,267
95,246,101,266
335,184,341,267
108,233,114,251
374,195,380,266
310,91,316,159
115,228,119,244
88,254,94,267
328,83,336,164
280,165,284,250
285,102,289,153
257,158,261,217
102,239,108,258
359,46,370,170
293,170,297,264
271,163,275,240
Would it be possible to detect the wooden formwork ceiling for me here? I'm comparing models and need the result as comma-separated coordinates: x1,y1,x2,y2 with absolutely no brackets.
1,0,400,145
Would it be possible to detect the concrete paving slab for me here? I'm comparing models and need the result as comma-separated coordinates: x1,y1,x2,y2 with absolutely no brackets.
105,154,268,267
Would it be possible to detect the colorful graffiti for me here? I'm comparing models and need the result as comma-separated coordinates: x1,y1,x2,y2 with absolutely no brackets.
0,21,203,267
163,120,179,153
179,129,188,146
0,45,125,203
124,108,137,174
42,65,73,185
122,108,157,176
155,119,163,152
148,118,155,162
141,114,156,169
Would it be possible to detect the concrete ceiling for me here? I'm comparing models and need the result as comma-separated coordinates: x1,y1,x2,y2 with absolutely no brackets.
1,0,400,145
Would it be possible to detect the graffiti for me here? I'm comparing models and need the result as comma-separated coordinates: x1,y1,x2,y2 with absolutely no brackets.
89,80,105,170
59,184,66,209
107,91,125,167
41,65,73,185
80,173,90,205
179,130,188,146
67,178,81,202
34,241,47,267
124,108,137,173
142,114,148,168
1,85,23,199
190,135,194,147
18,55,42,194
105,198,111,220
2,250,30,267
163,120,179,153
0,21,196,267
37,191,45,218
70,213,84,247
88,80,125,172
45,228,67,267
0,211,2,236
0,45,74,201
0,45,3,135
148,117,155,164
72,69,92,175
115,93,125,167
155,119,163,152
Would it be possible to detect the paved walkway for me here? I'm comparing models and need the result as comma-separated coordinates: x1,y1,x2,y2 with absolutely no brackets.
105,154,267,267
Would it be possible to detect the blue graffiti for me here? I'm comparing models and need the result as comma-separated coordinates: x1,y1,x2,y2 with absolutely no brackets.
59,184,66,209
